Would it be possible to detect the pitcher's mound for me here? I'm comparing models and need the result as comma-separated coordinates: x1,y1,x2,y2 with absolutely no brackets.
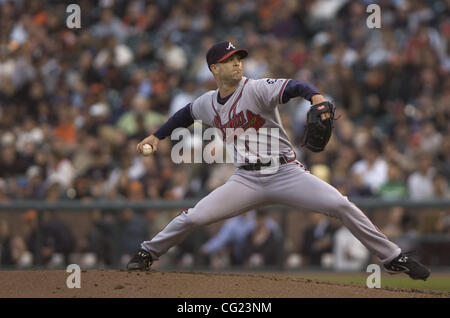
0,270,447,298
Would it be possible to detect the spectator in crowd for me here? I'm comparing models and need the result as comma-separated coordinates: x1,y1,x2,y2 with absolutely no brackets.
169,81,198,116
347,173,373,198
407,154,436,200
1,218,33,268
242,210,283,268
432,174,450,198
83,209,120,268
200,211,256,268
23,210,76,268
0,219,13,267
9,235,33,268
333,226,370,272
438,136,450,181
351,142,388,193
392,213,420,254
174,228,210,268
118,207,149,267
420,120,443,156
46,140,75,191
200,209,281,268
0,143,28,179
378,163,408,199
0,179,10,202
435,212,450,234
26,166,46,199
115,181,149,265
381,207,406,239
301,213,338,267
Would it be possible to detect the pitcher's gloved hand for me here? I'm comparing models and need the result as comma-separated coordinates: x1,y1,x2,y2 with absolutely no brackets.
302,101,336,152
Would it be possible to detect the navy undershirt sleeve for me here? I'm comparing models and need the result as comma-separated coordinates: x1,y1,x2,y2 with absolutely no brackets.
281,80,320,104
153,103,194,140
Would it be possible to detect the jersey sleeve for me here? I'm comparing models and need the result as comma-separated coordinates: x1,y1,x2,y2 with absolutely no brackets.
190,91,215,127
249,78,290,111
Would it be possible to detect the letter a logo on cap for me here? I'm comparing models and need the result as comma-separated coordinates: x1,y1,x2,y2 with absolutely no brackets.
227,42,235,50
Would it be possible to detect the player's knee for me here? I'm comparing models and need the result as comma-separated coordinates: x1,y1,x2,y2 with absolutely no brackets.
328,195,353,217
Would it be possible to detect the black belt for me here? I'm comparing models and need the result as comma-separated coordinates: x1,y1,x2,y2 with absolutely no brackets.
239,156,290,171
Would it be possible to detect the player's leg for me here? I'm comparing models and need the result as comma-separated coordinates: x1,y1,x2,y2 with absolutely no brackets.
128,173,267,269
266,162,429,279
266,162,401,263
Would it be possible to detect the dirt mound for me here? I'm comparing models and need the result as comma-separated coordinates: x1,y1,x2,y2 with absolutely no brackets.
0,270,447,298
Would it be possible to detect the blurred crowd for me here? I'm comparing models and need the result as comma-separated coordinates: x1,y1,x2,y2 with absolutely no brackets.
0,0,450,269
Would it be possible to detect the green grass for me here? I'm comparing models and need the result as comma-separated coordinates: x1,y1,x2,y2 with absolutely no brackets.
293,272,450,293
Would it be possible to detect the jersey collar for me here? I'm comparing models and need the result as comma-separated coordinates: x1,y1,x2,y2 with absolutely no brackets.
214,77,247,110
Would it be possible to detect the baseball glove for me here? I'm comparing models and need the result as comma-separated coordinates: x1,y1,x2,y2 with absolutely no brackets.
302,101,336,152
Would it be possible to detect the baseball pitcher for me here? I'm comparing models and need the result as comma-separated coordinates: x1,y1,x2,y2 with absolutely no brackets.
127,41,430,280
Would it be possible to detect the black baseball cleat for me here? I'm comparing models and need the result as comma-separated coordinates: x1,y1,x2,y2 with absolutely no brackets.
127,249,153,270
383,253,430,281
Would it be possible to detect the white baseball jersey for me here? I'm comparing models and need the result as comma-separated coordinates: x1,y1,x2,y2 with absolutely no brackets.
190,76,296,166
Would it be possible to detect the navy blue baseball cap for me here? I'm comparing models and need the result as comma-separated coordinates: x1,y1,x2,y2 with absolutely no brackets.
206,41,248,68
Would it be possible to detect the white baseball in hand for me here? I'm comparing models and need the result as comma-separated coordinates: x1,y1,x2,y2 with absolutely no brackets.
142,144,154,156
